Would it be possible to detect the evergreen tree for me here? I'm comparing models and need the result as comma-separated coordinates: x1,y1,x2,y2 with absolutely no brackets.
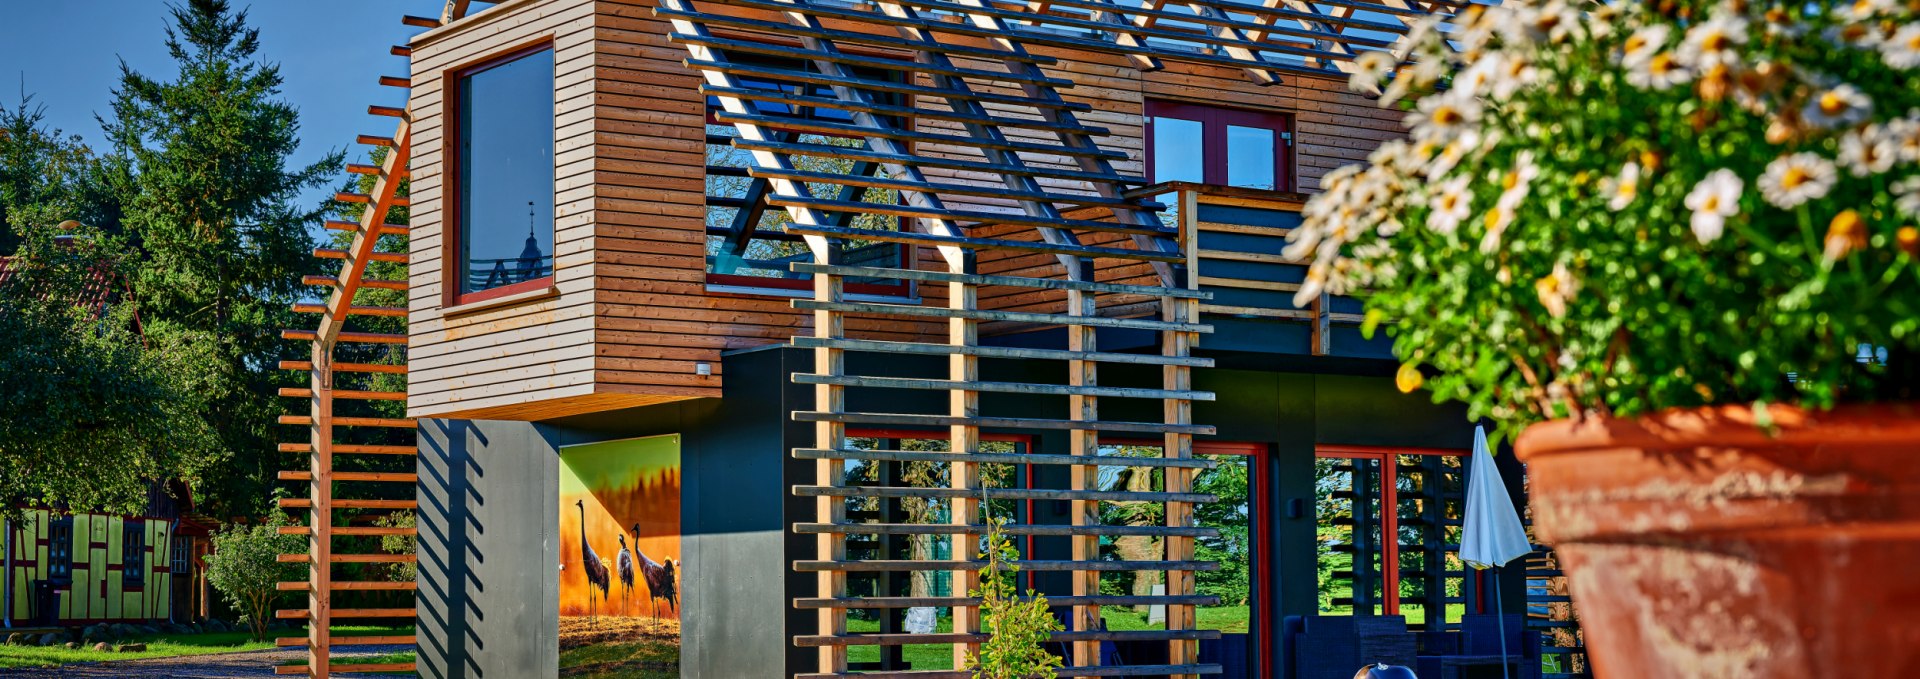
100,0,342,517
0,97,117,254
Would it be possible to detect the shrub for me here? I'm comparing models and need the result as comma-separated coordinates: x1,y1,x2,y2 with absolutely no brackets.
1290,0,1920,438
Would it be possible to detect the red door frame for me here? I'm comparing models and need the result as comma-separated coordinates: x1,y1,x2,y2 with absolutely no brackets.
1315,444,1468,619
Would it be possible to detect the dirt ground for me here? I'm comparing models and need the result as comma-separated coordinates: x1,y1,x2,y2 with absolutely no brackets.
558,616,679,652
0,645,411,678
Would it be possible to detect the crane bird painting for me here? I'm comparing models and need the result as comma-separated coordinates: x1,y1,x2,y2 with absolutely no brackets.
574,499,612,621
557,434,684,671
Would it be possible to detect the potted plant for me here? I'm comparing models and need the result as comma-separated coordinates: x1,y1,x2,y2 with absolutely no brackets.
1292,1,1920,675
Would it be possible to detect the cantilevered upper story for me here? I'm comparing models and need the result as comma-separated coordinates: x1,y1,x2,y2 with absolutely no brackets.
403,0,1437,422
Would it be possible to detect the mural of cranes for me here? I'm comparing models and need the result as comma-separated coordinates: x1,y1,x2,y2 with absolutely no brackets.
631,522,679,619
573,499,612,622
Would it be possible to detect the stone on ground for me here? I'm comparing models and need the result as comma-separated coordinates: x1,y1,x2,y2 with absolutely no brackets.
92,642,111,652
116,643,147,653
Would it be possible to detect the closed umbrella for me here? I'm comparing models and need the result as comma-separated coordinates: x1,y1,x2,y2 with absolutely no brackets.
1460,425,1532,679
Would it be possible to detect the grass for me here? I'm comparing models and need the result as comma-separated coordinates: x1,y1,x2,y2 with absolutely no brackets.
558,638,679,678
0,625,412,670
844,605,1255,670
1100,605,1250,633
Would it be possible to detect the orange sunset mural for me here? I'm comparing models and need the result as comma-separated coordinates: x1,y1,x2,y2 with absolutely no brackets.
559,435,682,677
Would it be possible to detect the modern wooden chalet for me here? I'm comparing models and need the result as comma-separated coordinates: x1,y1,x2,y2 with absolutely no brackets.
278,0,1593,678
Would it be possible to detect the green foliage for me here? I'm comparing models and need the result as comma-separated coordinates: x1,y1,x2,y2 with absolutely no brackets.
1294,0,1920,439
99,0,341,516
206,511,305,642
966,515,1065,679
0,98,116,254
374,510,418,582
1192,454,1250,608
0,223,221,517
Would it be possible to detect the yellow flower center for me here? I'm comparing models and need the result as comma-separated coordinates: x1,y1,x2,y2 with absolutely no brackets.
1842,24,1870,42
1781,166,1810,189
1897,226,1920,255
1432,106,1464,125
1820,91,1851,115
1625,34,1650,53
1702,31,1731,51
1651,53,1678,74
1829,209,1864,240
1766,7,1788,23
1701,195,1721,212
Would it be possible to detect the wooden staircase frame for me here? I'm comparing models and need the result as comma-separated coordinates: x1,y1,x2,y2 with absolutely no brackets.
271,8,443,676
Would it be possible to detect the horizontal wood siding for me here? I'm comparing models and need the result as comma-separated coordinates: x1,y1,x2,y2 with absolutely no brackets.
407,0,1405,420
408,0,607,419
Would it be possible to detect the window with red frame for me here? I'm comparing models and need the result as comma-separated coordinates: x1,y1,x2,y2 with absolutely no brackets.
1145,100,1293,192
449,44,556,306
704,54,910,297
1315,445,1471,631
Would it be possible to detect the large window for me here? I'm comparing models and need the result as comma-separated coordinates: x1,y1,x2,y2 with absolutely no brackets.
452,44,555,305
1315,446,1469,631
122,519,146,588
704,55,909,297
1145,100,1293,191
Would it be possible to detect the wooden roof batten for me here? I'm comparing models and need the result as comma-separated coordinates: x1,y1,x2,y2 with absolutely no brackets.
271,11,425,679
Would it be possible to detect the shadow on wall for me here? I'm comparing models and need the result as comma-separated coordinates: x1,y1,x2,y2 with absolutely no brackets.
418,419,489,679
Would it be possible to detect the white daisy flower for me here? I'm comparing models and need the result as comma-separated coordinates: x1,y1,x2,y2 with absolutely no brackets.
1684,169,1744,244
1680,14,1749,67
1350,50,1397,95
1480,204,1516,253
1427,175,1473,235
1424,129,1481,181
1890,118,1920,162
1881,24,1920,69
1804,84,1873,128
1495,151,1540,211
1758,152,1839,207
1893,176,1920,218
1839,127,1897,176
1844,0,1896,21
1626,52,1693,90
1491,53,1538,101
1456,54,1504,98
1600,161,1643,211
1534,261,1579,319
1620,24,1672,66
1405,92,1483,141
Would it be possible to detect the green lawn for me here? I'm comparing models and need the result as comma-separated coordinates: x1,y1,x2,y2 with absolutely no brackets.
280,650,417,675
1100,605,1250,633
0,625,412,670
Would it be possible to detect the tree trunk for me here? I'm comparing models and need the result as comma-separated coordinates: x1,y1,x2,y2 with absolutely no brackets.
1114,467,1162,614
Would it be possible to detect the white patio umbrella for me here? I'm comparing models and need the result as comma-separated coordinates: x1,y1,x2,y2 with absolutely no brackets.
1459,425,1533,679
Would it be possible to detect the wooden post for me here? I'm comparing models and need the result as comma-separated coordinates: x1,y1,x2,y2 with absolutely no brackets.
307,343,333,678
950,252,982,668
1067,273,1101,668
813,256,849,676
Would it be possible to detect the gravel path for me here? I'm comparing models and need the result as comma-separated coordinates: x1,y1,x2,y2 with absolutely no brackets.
0,645,411,678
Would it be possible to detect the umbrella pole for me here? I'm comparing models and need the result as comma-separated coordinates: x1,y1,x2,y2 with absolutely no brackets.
1495,565,1511,679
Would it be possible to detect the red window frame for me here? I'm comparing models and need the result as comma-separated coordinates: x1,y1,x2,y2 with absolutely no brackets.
1315,444,1468,619
443,39,558,308
1144,100,1294,192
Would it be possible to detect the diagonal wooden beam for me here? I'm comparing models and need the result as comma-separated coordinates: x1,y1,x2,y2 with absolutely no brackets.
315,116,410,349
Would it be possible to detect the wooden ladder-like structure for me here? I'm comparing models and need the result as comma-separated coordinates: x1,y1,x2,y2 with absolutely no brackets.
663,1,1227,676
271,10,439,677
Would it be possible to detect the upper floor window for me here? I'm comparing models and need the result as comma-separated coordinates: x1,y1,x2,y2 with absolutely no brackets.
47,515,74,585
452,44,556,305
122,519,146,588
1146,100,1293,192
704,54,910,298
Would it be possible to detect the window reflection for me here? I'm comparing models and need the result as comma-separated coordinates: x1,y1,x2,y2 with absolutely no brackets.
1152,116,1206,184
458,47,555,299
1227,125,1276,190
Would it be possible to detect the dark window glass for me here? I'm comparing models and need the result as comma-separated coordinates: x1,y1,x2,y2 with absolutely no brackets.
1315,448,1469,631
457,47,555,302
48,516,73,584
703,54,909,297
1146,100,1291,192
123,520,146,587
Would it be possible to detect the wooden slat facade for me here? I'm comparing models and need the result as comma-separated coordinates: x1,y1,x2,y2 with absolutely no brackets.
406,0,1409,422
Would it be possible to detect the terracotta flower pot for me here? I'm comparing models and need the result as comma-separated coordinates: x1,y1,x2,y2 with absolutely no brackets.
1515,403,1920,678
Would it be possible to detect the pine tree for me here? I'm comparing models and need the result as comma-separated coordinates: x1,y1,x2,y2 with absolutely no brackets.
100,0,342,517
0,96,117,254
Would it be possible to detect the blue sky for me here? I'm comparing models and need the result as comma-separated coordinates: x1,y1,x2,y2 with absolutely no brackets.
0,1,429,213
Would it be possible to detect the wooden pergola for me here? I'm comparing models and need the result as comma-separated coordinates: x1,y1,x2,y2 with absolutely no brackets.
658,0,1463,677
